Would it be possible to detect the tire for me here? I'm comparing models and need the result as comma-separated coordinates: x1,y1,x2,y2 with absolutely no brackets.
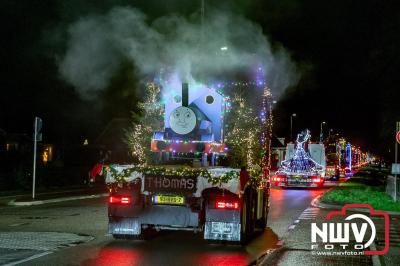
247,191,256,236
240,196,248,243
112,234,126,239
256,192,268,229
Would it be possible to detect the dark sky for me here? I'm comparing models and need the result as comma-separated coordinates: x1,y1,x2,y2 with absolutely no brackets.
1,0,400,158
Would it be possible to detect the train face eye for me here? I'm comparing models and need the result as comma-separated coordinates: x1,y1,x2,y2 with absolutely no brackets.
174,112,180,118
185,112,191,118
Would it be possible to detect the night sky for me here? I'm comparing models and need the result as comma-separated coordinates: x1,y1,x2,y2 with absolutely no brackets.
1,0,400,159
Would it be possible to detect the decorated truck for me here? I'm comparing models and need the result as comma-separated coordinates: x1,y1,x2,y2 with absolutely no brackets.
105,81,273,242
106,165,269,242
272,129,326,188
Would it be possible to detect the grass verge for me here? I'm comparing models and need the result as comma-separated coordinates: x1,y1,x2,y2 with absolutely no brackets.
320,186,400,212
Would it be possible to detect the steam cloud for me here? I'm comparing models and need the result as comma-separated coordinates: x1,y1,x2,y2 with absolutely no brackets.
59,6,298,98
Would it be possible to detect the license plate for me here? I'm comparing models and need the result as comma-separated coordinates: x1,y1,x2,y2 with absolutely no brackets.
153,195,184,205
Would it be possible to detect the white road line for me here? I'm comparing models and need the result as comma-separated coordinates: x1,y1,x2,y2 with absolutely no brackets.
299,215,316,218
4,251,52,266
302,210,319,213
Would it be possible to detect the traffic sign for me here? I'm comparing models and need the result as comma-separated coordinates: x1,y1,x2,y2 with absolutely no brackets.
397,131,400,145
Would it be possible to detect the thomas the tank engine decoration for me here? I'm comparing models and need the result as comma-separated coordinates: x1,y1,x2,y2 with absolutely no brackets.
151,83,227,165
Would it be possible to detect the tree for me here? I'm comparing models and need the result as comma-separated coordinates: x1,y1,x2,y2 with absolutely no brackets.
125,83,164,164
224,93,263,169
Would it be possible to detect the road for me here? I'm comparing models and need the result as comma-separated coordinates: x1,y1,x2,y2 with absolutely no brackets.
0,186,331,265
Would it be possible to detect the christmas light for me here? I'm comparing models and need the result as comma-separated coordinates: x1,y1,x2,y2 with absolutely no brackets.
277,129,324,176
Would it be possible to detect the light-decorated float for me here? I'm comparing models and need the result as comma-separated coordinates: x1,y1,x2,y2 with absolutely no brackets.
105,79,273,243
271,129,326,188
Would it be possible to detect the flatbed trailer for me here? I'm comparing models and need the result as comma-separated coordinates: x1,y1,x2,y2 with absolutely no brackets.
106,165,270,243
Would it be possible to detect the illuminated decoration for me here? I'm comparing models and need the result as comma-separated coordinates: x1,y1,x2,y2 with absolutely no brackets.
260,86,273,176
224,94,262,169
151,140,226,154
152,82,227,164
105,165,241,186
277,129,324,176
105,164,263,203
126,82,164,164
126,68,274,168
346,143,352,171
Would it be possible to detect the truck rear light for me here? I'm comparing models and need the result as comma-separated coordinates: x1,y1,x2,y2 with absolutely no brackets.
215,200,239,210
272,176,285,182
312,177,323,183
109,195,132,204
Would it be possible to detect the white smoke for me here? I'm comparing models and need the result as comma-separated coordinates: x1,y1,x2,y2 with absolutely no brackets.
59,6,298,98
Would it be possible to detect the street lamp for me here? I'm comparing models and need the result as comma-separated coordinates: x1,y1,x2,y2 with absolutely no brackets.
328,128,333,139
290,113,297,141
320,121,326,143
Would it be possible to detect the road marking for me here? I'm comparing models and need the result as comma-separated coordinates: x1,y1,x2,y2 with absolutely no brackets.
3,251,52,266
8,223,29,227
298,207,320,220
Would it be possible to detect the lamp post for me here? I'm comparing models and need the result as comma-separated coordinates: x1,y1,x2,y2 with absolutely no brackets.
290,113,297,141
320,121,326,143
328,128,333,139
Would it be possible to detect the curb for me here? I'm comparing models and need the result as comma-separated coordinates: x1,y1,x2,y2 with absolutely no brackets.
255,246,286,265
8,193,108,206
311,195,400,216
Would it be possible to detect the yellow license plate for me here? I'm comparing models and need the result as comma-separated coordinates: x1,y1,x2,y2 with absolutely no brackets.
153,195,184,205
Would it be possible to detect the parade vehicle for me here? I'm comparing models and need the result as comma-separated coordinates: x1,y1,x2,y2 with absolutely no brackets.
106,82,272,243
106,165,269,242
272,129,326,188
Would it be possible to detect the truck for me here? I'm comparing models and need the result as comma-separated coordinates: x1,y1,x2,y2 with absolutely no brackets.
271,129,326,188
106,165,270,243
105,82,272,243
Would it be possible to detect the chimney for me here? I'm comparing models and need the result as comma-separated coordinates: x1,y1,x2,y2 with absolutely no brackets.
182,83,189,107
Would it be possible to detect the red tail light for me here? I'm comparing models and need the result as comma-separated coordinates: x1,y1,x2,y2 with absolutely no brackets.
109,195,132,204
272,176,285,182
215,200,239,209
312,177,323,183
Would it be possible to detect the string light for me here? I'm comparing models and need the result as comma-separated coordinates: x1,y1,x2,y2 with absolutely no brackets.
277,129,324,176
126,82,164,164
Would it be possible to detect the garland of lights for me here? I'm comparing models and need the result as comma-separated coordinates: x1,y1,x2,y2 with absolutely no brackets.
112,167,262,187
105,165,244,186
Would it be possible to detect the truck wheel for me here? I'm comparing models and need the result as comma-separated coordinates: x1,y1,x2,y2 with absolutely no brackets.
247,191,256,236
256,193,268,229
112,234,126,239
240,197,248,243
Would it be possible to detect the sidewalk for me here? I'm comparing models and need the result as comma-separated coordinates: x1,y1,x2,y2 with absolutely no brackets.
0,186,108,206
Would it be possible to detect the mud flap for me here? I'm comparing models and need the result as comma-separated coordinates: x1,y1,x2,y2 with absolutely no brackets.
108,218,141,236
204,221,240,241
